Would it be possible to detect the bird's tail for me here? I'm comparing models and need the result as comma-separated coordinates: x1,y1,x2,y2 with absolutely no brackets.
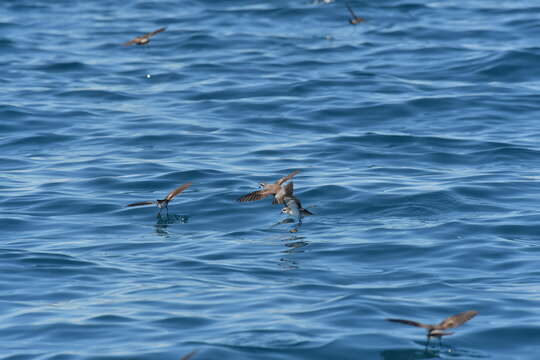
302,208,314,216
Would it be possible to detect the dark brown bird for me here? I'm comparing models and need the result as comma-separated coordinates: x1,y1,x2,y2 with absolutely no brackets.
237,170,300,204
387,310,478,345
127,182,192,215
123,27,166,46
281,182,313,221
346,2,364,25
179,350,197,360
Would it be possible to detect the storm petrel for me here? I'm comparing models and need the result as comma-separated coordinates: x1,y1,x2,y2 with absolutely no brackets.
346,2,364,25
237,170,300,204
281,181,313,222
127,181,192,215
123,27,166,46
386,310,478,345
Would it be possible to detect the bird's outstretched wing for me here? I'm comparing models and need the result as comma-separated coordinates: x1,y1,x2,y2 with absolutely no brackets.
166,182,192,201
122,27,166,46
146,27,166,38
346,1,358,18
180,350,197,360
276,170,300,185
237,190,270,202
127,201,156,207
437,310,477,330
386,318,432,330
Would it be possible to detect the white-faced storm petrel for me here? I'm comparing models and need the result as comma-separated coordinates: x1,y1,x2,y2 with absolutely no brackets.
346,2,364,25
386,310,478,345
127,181,192,215
123,27,166,46
280,181,313,221
237,170,300,204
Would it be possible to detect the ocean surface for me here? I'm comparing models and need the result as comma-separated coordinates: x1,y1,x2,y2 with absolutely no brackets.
1,0,540,359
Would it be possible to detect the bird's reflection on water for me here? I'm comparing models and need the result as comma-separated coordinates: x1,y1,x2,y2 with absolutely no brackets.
272,216,303,233
154,213,190,235
283,236,309,253
278,234,309,270
380,347,439,360
272,217,295,226
380,342,480,360
271,211,310,268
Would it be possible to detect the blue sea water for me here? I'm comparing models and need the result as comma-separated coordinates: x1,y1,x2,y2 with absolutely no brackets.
1,0,540,358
